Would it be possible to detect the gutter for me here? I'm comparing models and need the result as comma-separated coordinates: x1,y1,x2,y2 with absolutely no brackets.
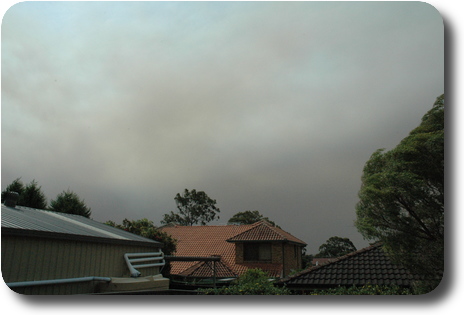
7,276,112,288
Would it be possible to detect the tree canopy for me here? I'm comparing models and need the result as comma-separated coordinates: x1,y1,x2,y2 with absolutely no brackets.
355,94,444,282
315,236,357,258
49,189,92,218
227,210,277,226
161,189,220,226
1,178,47,209
1,178,25,202
106,218,177,255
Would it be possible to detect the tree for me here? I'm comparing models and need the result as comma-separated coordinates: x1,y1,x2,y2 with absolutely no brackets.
302,254,314,269
315,236,357,258
227,210,277,226
355,94,444,285
105,218,177,255
1,178,47,209
161,189,220,226
1,178,25,203
21,180,47,209
49,189,92,218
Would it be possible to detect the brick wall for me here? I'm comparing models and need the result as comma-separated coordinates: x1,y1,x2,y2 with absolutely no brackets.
235,243,244,264
282,243,303,276
271,243,282,264
234,242,303,277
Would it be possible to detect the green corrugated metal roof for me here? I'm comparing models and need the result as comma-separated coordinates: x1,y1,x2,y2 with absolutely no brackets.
1,203,161,246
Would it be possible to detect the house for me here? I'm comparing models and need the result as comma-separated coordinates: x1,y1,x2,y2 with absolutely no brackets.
1,193,169,294
160,220,306,284
277,242,426,293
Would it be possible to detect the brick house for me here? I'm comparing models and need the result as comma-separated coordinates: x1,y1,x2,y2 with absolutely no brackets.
160,220,306,283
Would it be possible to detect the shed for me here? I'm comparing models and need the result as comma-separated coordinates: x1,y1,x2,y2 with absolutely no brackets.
1,196,169,294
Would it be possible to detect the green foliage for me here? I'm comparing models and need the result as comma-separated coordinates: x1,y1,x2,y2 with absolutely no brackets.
310,285,412,295
199,268,291,295
161,189,220,226
302,254,314,269
49,189,91,218
1,178,25,202
22,180,48,209
355,94,444,281
106,218,177,255
1,178,47,209
315,236,357,258
227,210,278,227
410,279,442,295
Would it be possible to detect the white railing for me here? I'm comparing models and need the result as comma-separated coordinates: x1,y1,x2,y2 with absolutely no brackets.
124,251,165,277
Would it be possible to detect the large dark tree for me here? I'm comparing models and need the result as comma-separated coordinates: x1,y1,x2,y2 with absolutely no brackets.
49,189,92,218
355,94,444,286
315,236,357,258
161,189,220,226
1,178,47,209
227,210,277,226
1,178,25,203
21,180,48,209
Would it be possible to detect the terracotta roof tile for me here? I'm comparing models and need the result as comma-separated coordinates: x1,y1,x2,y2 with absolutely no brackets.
227,221,306,245
161,225,249,276
179,260,237,278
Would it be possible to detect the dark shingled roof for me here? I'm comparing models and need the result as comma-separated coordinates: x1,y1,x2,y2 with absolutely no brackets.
278,243,423,289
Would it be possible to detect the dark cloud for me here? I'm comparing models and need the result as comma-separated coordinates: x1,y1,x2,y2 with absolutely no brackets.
1,2,443,251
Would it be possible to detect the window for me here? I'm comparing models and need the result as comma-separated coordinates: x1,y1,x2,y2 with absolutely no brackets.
244,243,272,262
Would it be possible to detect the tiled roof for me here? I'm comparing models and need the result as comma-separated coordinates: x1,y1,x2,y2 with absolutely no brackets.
160,220,305,278
160,224,249,276
278,243,423,289
227,220,306,245
312,258,336,266
179,260,237,278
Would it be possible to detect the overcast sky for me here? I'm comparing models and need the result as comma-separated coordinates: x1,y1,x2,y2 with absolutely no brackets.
1,1,443,252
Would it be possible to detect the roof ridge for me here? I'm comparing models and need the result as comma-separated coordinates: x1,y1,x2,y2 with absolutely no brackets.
226,222,260,240
232,220,278,237
265,223,293,240
254,219,273,226
166,224,249,228
178,257,238,278
226,220,306,244
259,221,307,244
277,242,383,283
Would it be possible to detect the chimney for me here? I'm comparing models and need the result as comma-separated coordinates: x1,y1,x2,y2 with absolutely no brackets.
4,191,19,208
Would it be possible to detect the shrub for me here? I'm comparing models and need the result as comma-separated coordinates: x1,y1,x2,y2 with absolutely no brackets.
310,285,412,295
199,268,291,295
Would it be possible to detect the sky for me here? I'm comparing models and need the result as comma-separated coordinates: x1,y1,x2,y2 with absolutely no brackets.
1,1,444,253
